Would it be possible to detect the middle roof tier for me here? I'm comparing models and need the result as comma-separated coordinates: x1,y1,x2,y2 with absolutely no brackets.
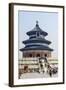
23,38,51,45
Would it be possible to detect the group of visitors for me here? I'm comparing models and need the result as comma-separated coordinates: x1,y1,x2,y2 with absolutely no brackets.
38,54,54,77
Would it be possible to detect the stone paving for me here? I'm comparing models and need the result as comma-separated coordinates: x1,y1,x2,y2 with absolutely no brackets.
20,72,58,79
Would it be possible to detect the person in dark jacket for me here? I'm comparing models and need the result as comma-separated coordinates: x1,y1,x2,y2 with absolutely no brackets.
44,54,48,63
49,68,52,77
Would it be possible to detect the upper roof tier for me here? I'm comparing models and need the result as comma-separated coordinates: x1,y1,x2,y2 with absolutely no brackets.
27,21,48,36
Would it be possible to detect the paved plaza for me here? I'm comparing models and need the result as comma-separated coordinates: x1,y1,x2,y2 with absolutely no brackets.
20,72,58,79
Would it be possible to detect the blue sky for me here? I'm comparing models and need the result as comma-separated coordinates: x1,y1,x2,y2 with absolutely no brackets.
18,11,58,59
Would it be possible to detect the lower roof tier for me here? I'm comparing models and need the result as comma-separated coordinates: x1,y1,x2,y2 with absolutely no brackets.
20,45,53,51
23,38,51,45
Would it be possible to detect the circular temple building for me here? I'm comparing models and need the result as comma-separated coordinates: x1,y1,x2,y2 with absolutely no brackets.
20,21,53,57
19,21,53,75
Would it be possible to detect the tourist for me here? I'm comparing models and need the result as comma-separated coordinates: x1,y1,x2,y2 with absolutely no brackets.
44,54,48,63
49,68,52,77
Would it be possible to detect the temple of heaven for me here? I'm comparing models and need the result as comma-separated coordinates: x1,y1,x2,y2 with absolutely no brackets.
19,21,53,75
20,21,53,58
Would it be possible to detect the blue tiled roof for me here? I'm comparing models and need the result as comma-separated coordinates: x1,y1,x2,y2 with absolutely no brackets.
23,38,51,45
27,23,48,36
20,45,53,51
20,21,53,52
